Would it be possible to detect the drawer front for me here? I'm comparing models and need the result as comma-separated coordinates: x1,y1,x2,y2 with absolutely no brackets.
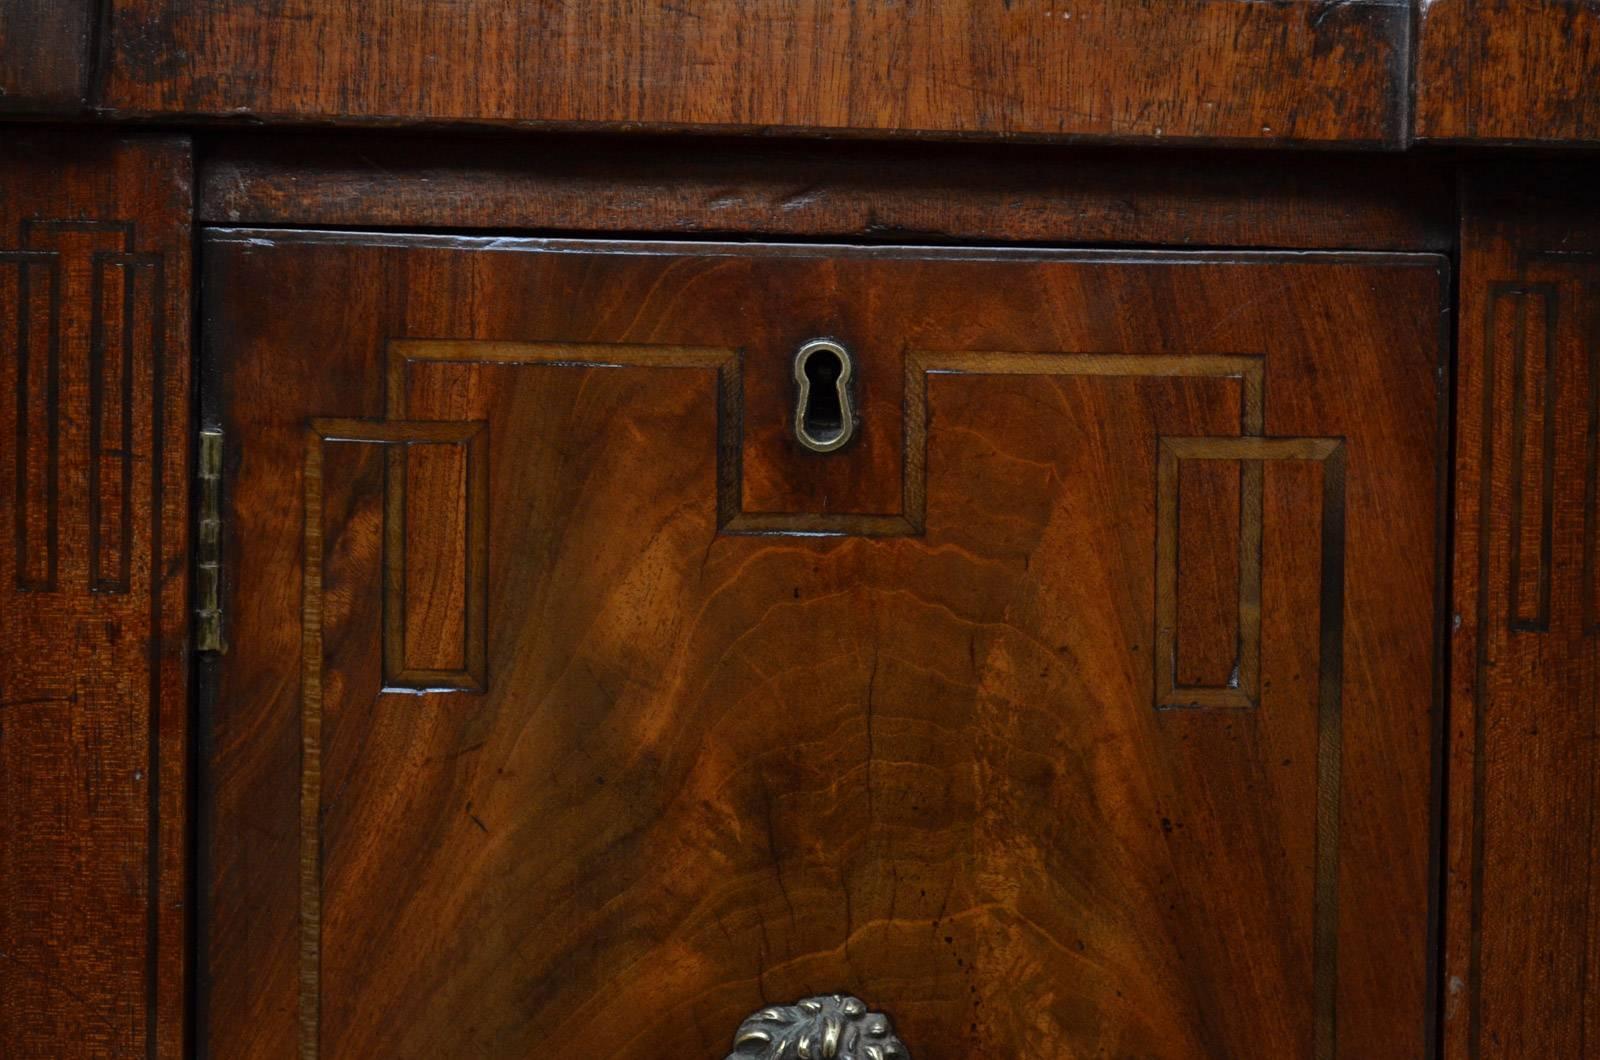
201,233,1444,1059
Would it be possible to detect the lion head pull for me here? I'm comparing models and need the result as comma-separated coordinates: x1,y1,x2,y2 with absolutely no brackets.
726,994,908,1060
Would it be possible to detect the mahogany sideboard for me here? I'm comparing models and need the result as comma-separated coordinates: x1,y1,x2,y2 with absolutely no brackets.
3,3,1600,1058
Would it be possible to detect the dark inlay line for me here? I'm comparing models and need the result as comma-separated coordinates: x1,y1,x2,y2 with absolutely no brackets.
1469,283,1516,1060
1583,283,1600,635
20,218,135,251
1313,443,1348,1060
144,251,166,1060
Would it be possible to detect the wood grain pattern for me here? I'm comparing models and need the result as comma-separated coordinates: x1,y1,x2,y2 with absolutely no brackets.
197,133,1454,251
0,132,191,1058
1416,0,1600,144
105,0,1409,146
0,0,94,112
203,231,1443,1059
1447,168,1600,1059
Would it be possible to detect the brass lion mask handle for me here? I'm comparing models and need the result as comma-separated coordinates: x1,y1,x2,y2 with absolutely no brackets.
726,994,909,1060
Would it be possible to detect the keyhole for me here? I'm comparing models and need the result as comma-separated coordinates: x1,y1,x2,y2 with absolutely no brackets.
804,354,844,434
793,339,856,453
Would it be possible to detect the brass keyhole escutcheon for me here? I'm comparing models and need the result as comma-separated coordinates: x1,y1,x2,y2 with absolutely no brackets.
793,338,857,453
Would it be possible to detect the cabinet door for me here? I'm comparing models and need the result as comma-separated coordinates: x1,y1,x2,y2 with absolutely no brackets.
201,233,1445,1059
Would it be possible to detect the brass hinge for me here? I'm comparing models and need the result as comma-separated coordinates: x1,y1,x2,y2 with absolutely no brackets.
196,427,226,654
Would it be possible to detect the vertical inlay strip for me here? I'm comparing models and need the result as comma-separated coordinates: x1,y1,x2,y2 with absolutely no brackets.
1504,284,1559,632
1584,282,1600,635
300,428,325,1060
1312,443,1348,1060
10,254,60,590
89,253,152,594
1158,434,1346,1060
302,418,492,1058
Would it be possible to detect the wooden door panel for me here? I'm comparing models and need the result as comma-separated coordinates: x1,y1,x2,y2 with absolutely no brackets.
203,233,1444,1058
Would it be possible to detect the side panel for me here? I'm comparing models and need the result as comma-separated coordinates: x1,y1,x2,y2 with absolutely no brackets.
0,132,191,1057
1448,170,1600,1058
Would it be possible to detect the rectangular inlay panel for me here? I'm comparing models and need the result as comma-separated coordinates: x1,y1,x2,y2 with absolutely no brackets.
377,422,489,692
1488,283,1560,633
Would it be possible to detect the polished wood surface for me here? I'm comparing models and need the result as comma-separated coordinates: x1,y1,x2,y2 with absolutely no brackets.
1446,169,1600,1059
203,231,1443,1058
0,0,94,112
0,3,1595,1055
0,132,191,1058
199,133,1453,251
10,0,1600,148
1416,0,1600,144
104,0,1409,145
7,0,1600,147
